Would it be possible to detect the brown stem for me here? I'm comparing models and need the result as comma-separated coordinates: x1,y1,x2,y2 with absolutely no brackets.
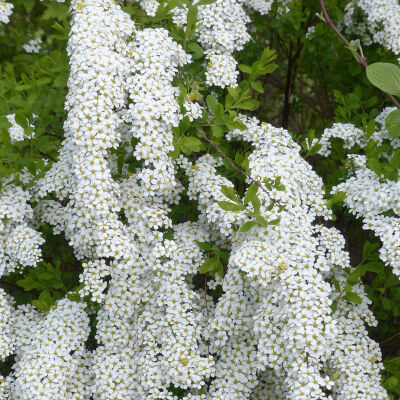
320,0,400,109
380,331,400,346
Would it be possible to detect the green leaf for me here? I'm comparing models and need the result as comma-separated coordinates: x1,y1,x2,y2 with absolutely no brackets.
239,220,257,233
199,257,222,276
196,0,217,6
218,201,245,212
243,183,259,205
32,289,54,312
195,241,214,251
233,99,260,111
206,95,218,113
266,218,280,226
250,81,264,93
43,2,69,20
221,185,240,203
255,215,268,227
386,109,400,138
343,291,362,305
179,136,204,155
326,191,346,209
366,63,400,96
179,115,191,133
238,64,252,74
332,277,341,292
391,148,400,168
366,157,382,176
211,125,223,138
186,5,199,38
383,377,398,391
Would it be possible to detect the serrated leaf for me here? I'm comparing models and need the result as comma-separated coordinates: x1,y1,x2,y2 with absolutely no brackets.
218,201,245,212
239,220,257,233
366,63,400,96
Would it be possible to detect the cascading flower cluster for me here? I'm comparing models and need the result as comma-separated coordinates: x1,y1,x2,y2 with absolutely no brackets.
319,109,400,277
172,0,250,88
34,0,136,261
185,118,387,399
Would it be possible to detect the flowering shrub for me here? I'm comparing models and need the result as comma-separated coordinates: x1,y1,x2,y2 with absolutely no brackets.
1,0,400,399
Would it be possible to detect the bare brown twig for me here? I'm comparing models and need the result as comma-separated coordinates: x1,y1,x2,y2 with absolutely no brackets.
319,0,400,109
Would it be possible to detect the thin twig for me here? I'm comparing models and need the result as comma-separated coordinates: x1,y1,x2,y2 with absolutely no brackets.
195,127,294,215
319,0,400,109
380,331,400,346
196,127,270,196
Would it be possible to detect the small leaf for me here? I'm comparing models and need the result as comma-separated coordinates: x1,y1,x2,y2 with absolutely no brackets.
391,148,400,168
250,81,264,93
179,136,204,155
343,291,362,304
218,201,245,212
239,220,257,233
196,0,217,5
186,5,199,38
255,215,268,227
386,109,400,138
221,185,240,203
243,183,259,205
266,218,280,226
206,95,218,113
366,63,400,96
238,64,252,74
326,191,346,209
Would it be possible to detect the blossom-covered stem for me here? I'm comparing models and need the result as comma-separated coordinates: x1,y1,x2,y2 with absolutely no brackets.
320,0,400,109
196,126,269,194
196,126,294,215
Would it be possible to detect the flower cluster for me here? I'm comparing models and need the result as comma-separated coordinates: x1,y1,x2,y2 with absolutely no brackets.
6,114,35,143
320,112,400,277
22,38,43,54
344,0,400,56
35,0,136,261
0,1,12,24
0,181,44,276
9,299,91,400
186,118,387,399
172,0,250,87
